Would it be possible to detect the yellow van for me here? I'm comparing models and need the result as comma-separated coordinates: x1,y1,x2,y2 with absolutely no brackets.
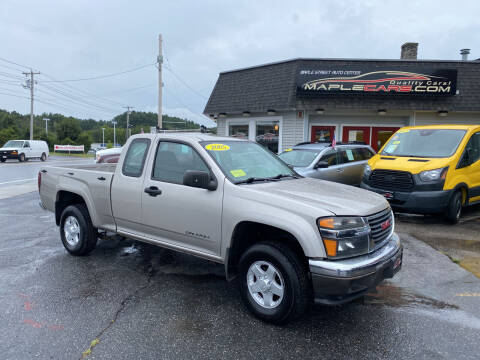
361,125,480,223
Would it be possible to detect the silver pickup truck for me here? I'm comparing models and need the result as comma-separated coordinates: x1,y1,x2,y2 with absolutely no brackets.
39,133,402,324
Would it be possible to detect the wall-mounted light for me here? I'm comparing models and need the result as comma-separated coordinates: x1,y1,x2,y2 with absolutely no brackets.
267,109,276,115
315,108,324,115
378,109,387,116
242,111,251,117
218,113,227,118
438,110,448,117
209,114,215,118
274,124,279,131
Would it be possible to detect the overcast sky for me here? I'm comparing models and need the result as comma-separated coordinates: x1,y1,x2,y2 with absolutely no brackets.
1,0,479,126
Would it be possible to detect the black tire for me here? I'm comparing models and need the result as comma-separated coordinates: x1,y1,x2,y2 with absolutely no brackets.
0,159,5,163
238,241,312,325
40,153,47,161
59,204,98,256
446,190,462,224
18,153,25,162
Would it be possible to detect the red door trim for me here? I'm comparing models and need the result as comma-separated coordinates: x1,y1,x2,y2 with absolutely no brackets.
342,126,371,145
311,126,336,143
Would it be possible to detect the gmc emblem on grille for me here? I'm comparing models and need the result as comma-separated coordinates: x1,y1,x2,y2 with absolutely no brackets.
381,219,391,230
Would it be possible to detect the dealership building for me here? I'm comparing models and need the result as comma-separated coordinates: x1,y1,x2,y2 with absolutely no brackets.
204,43,480,153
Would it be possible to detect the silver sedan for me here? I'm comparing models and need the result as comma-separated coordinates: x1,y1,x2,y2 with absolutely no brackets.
278,142,375,186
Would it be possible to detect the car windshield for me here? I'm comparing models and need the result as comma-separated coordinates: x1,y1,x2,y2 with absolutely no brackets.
202,141,296,184
278,149,320,167
381,129,467,158
3,140,24,148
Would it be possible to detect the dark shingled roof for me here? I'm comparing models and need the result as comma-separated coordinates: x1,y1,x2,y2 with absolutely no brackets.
204,58,480,115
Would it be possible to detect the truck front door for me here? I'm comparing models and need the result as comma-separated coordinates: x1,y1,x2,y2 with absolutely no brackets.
141,140,223,257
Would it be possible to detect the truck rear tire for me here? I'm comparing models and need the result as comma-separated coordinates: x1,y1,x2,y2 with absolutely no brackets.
238,241,312,324
446,190,462,224
60,204,98,256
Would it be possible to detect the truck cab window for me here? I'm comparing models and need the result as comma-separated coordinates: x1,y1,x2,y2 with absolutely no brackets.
122,138,150,177
459,132,480,168
152,142,209,184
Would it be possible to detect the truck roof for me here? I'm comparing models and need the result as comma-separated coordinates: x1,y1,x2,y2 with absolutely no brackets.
130,132,245,143
401,124,480,131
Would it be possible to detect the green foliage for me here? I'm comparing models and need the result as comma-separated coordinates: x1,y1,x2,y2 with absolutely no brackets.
0,109,210,151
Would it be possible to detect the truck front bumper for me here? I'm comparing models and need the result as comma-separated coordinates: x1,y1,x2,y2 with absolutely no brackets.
309,233,403,305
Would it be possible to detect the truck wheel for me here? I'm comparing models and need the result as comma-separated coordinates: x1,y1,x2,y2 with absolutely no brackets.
0,159,5,163
18,153,25,162
40,153,47,161
60,204,98,256
446,190,462,224
238,242,311,324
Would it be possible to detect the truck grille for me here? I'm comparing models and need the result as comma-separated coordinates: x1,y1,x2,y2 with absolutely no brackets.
369,169,414,191
367,208,393,250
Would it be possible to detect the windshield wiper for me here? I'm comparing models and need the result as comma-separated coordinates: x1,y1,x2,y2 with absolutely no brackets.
236,174,298,185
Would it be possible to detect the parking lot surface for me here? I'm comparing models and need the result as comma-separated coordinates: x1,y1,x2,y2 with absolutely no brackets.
1,191,480,360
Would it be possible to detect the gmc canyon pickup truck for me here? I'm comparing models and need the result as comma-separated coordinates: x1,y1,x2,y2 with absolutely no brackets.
39,133,402,324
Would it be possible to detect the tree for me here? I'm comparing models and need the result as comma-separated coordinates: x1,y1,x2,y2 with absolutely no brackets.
0,127,17,147
76,132,93,151
56,118,81,142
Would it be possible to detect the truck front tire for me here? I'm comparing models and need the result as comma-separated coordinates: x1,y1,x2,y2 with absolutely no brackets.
60,204,98,256
18,153,25,162
238,242,312,324
446,190,462,224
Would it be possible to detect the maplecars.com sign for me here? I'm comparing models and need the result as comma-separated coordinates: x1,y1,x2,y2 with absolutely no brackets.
296,68,457,96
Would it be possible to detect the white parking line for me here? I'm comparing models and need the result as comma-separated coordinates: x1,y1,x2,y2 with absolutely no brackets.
0,178,37,185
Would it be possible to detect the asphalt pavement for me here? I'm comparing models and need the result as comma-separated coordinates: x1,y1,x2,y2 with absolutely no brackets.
1,191,480,360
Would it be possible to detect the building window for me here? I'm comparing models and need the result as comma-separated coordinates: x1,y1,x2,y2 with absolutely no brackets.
256,121,279,153
229,124,249,139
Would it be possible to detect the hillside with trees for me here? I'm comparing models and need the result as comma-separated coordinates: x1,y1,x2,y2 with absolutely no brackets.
0,109,214,151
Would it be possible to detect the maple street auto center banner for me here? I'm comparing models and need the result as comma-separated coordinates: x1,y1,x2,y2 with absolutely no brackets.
296,67,457,96
54,144,84,152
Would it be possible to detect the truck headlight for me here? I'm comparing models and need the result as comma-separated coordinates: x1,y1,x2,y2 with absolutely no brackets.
363,164,372,178
317,217,371,259
418,167,448,182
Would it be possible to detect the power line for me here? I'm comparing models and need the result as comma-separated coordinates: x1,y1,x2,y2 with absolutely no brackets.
0,57,35,70
41,63,155,82
164,64,207,100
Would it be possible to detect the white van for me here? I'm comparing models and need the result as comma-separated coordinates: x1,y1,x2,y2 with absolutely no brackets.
0,140,49,162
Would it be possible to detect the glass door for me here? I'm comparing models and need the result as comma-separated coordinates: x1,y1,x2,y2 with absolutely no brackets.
342,126,371,145
372,127,400,152
311,126,336,143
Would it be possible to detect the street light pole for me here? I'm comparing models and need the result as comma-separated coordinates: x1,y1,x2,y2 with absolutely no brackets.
112,121,117,147
43,118,50,136
102,128,105,147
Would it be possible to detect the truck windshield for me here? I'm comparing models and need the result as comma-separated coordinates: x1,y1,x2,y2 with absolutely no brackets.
278,149,320,167
202,141,296,184
3,140,24,148
381,129,466,158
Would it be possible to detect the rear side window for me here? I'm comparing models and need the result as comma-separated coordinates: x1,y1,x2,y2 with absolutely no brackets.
152,142,209,185
338,147,374,163
122,138,151,177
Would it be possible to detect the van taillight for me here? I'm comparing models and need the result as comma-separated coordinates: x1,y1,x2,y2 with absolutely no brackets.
38,172,41,191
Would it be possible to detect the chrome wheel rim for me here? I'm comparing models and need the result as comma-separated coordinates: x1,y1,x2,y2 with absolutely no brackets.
247,261,284,309
64,216,80,247
456,198,462,219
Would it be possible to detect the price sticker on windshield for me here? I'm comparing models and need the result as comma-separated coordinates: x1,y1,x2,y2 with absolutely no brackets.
284,148,292,152
205,143,230,151
230,169,246,177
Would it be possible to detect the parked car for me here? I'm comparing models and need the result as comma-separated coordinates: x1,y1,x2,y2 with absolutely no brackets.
278,142,375,186
0,139,49,162
38,133,402,324
95,147,122,163
87,149,96,156
361,124,480,223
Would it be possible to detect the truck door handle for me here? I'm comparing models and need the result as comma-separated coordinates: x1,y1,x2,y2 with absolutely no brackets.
41,169,47,173
97,176,106,181
336,169,344,172
144,186,162,197
67,172,74,175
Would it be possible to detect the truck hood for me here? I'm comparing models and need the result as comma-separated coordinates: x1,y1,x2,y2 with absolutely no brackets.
0,147,19,151
369,155,452,174
242,178,388,217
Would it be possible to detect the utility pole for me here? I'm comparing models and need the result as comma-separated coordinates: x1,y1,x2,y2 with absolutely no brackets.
112,121,117,147
123,106,134,140
102,128,105,147
43,118,50,136
23,70,41,140
157,34,163,130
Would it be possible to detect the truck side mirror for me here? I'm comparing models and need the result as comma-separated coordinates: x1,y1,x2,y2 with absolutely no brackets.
314,161,329,169
183,170,217,191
